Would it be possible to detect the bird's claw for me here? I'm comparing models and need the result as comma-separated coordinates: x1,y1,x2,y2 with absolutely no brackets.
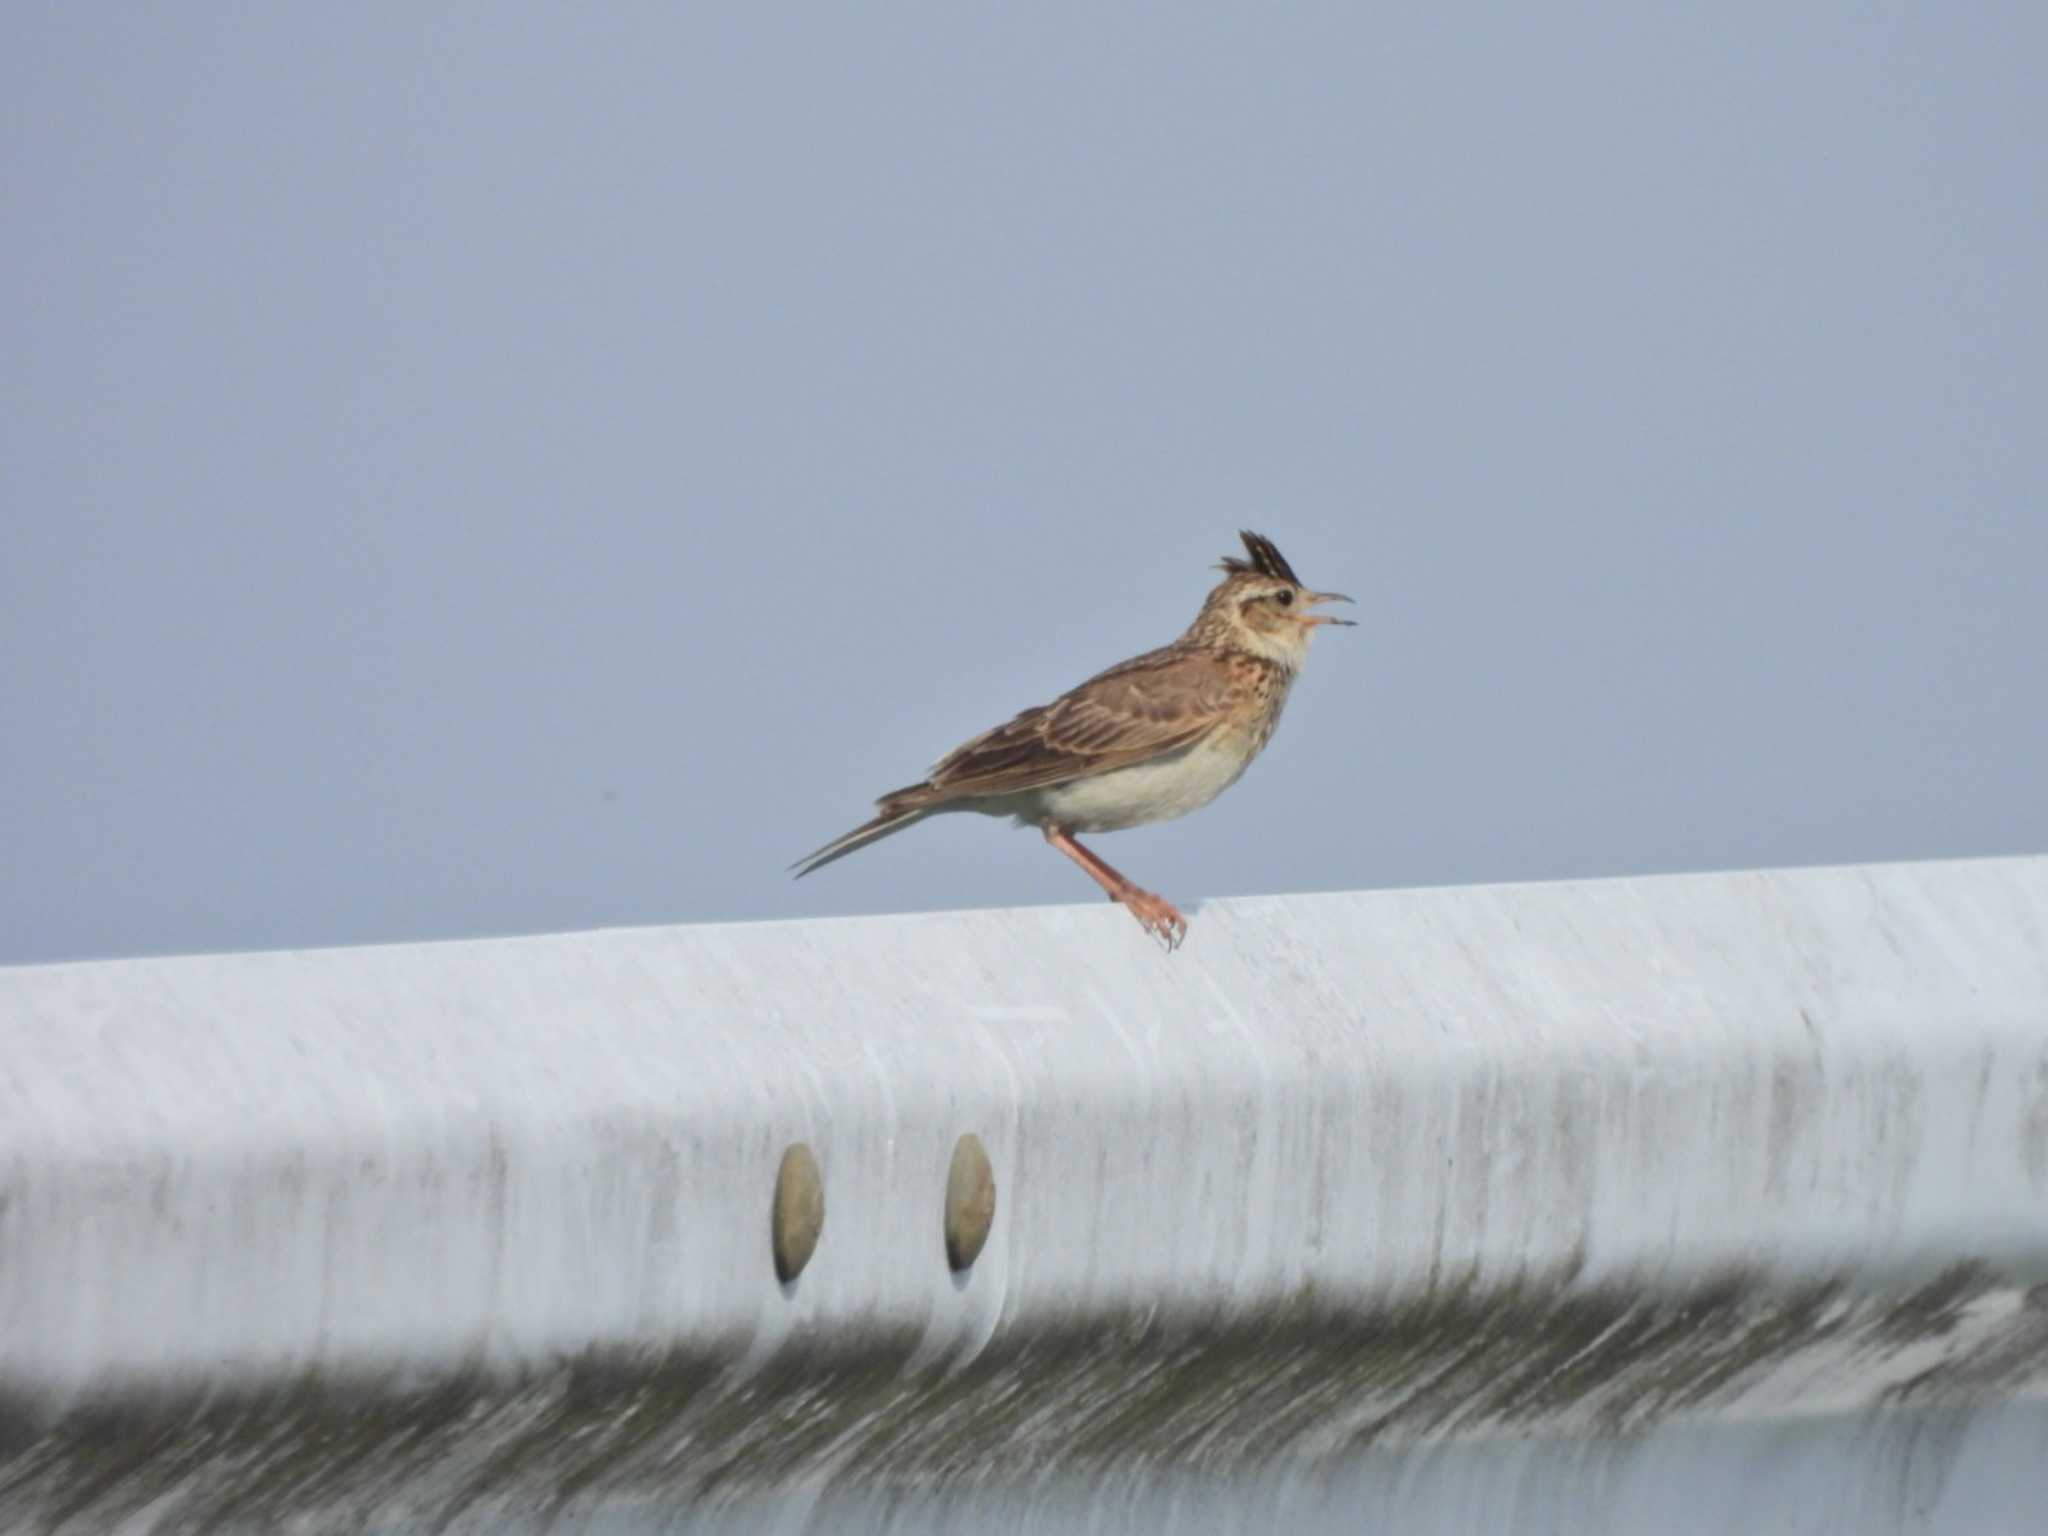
1119,888,1188,953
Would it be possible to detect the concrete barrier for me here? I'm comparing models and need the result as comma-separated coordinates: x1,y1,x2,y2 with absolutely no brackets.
2,856,2045,1531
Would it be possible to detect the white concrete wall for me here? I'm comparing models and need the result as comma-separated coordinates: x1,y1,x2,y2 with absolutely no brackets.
2,856,2045,1531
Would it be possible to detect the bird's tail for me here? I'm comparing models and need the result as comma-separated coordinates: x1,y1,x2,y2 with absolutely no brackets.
789,785,938,879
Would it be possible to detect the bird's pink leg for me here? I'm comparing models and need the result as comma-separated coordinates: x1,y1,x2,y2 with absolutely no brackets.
1042,825,1188,951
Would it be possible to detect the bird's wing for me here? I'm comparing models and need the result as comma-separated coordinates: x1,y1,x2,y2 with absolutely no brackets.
920,646,1244,802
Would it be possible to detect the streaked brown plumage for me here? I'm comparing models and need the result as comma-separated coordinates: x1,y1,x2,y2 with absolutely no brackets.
793,531,1353,949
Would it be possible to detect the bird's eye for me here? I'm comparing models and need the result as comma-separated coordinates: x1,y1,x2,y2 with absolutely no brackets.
1274,589,1294,606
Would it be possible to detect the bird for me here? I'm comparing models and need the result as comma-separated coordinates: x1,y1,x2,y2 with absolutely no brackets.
791,531,1354,949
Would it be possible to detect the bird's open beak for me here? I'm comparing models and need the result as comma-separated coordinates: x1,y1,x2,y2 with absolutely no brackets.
1300,590,1357,627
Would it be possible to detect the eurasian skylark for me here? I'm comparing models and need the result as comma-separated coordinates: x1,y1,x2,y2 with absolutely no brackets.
792,531,1353,949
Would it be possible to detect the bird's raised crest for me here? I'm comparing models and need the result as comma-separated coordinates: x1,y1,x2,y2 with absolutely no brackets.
1218,530,1301,586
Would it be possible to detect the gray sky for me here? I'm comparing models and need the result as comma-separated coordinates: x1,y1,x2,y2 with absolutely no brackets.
5,5,2045,965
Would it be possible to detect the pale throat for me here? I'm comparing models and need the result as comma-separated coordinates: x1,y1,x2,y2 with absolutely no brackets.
1184,610,1310,671
1228,621,1310,670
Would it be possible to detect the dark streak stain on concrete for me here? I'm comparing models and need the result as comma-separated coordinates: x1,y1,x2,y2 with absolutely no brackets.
2,1263,2044,1531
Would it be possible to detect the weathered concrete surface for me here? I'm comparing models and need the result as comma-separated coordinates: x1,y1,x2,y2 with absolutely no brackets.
1,856,2046,1530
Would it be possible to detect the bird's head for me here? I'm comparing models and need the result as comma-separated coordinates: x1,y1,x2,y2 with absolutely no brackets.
1190,531,1355,665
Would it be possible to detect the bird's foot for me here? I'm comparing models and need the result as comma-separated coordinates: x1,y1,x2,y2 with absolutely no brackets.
1115,886,1187,952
